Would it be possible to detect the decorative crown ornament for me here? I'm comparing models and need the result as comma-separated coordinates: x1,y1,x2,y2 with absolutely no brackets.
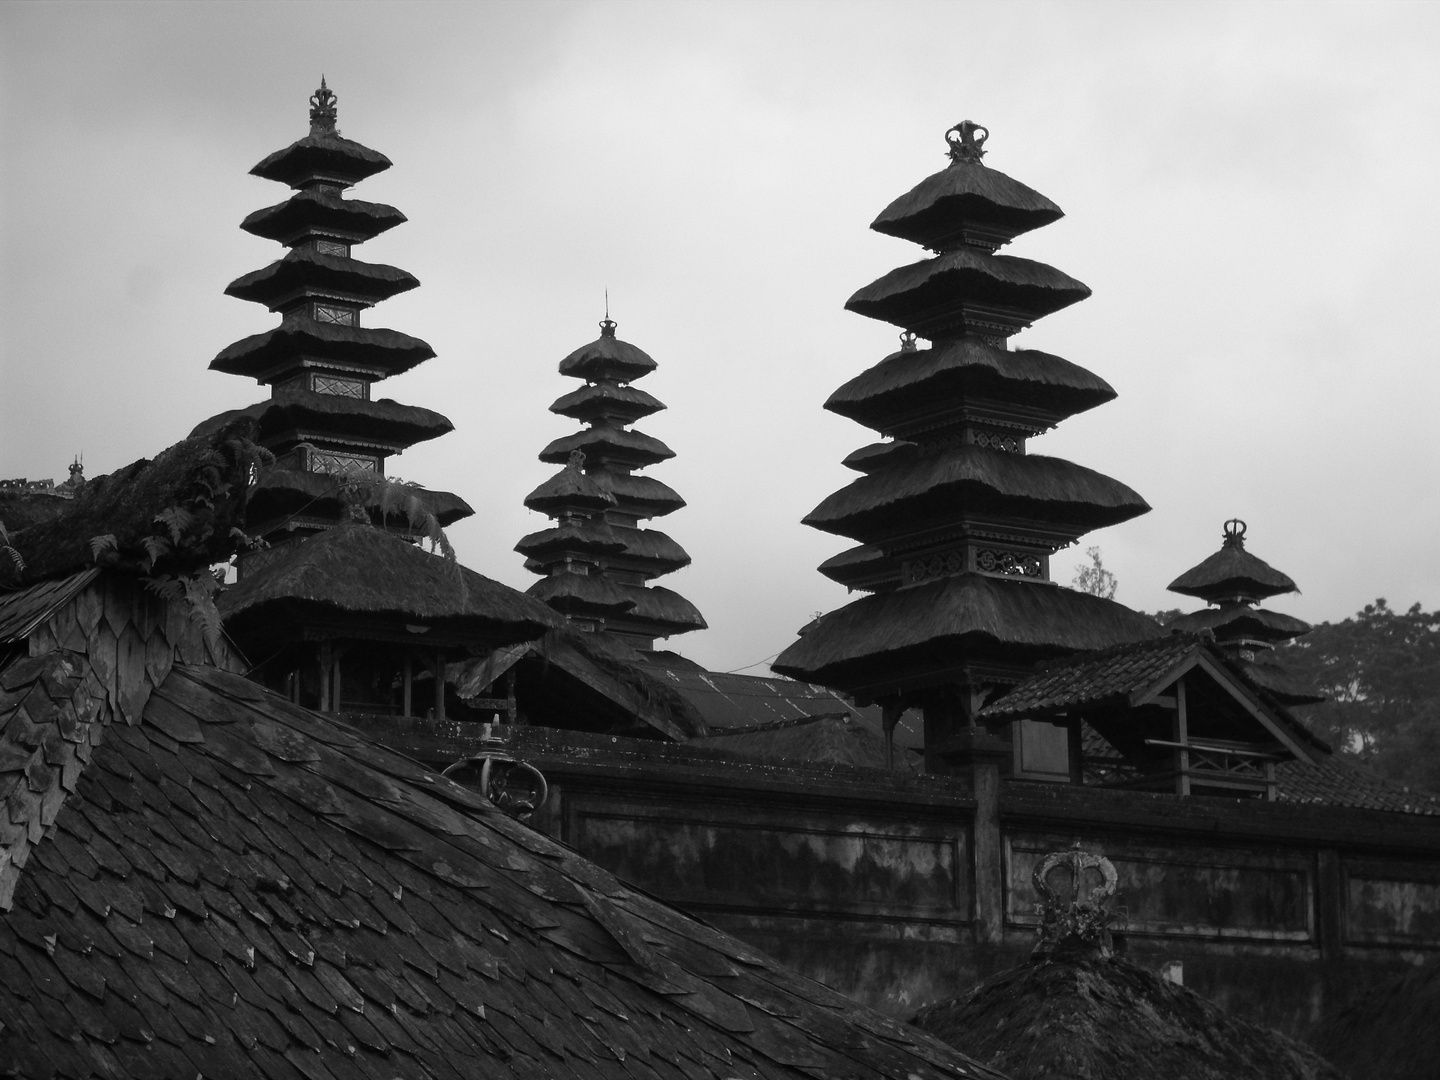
1033,842,1123,954
1222,518,1248,549
946,120,989,165
309,76,338,134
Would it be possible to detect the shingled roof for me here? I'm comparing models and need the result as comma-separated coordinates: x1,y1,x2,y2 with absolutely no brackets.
0,588,1006,1079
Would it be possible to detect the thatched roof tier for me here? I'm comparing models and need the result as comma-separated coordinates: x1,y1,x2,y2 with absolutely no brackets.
224,247,418,311
515,521,628,559
913,949,1346,1080
845,249,1090,338
1168,539,1298,602
772,575,1161,693
826,338,1115,436
842,440,917,474
550,382,666,424
1317,959,1440,1080
245,469,472,529
250,131,392,188
871,161,1064,251
209,321,435,382
589,470,687,518
527,572,637,615
617,583,709,633
539,427,675,469
614,526,692,572
190,390,453,452
522,466,617,514
4,420,264,585
817,543,897,591
803,447,1149,545
220,524,559,641
558,321,658,382
240,189,406,245
1167,605,1312,643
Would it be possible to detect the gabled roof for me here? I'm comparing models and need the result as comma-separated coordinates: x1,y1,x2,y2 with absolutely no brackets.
980,635,1327,763
3,643,1000,1077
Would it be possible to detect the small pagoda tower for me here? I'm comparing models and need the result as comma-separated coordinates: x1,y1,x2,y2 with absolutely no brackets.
773,122,1159,762
194,78,471,549
517,317,706,652
1167,519,1324,705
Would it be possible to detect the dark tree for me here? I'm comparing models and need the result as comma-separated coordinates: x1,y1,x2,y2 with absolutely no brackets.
1281,600,1440,793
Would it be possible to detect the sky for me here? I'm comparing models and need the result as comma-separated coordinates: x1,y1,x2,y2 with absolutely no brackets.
2,1,1438,674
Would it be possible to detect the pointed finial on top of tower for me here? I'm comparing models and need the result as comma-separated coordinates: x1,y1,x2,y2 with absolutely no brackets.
600,291,617,338
1222,518,1248,549
945,120,988,165
309,76,339,135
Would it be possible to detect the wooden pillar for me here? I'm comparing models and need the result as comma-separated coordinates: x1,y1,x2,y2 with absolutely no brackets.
433,649,446,721
332,651,342,714
1174,676,1191,796
402,652,413,718
318,642,332,712
1067,715,1084,786
505,669,517,725
1316,848,1345,961
882,703,903,771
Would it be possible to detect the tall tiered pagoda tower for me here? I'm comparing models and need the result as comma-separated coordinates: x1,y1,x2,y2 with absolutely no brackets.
773,122,1159,763
518,318,706,652
195,78,471,548
1167,519,1324,705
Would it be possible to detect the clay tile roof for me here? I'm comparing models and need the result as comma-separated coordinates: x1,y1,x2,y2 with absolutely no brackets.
1274,756,1440,816
980,635,1198,719
0,652,1004,1079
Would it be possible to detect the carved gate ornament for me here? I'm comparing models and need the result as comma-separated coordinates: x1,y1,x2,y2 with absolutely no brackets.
443,742,549,822
1032,841,1123,953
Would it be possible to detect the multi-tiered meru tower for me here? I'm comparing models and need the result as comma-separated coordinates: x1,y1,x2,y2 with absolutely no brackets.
1167,520,1324,705
774,122,1160,759
195,79,471,549
518,318,706,652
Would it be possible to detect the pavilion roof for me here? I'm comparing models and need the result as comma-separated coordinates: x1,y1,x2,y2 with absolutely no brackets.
803,448,1149,545
218,524,559,640
522,466,617,514
550,383,665,424
825,338,1115,435
244,471,473,532
558,322,658,383
588,471,686,519
871,160,1063,250
190,391,454,451
240,190,406,245
526,572,637,615
540,427,675,469
1166,606,1311,643
250,130,392,188
225,248,419,311
210,323,436,382
1167,526,1298,602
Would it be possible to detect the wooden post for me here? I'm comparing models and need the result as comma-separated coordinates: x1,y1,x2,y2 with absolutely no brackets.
332,651,342,715
505,669,517,724
1174,676,1191,796
1067,716,1084,786
882,703,902,771
318,642,332,713
434,649,446,721
402,652,412,718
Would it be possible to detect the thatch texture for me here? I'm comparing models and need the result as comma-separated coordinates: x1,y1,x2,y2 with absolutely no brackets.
842,440,917,474
523,466,617,513
240,189,405,244
0,487,77,532
817,543,894,590
1167,605,1312,642
616,526,692,572
245,469,473,529
846,249,1090,336
1316,962,1440,1080
803,447,1149,543
912,950,1347,1080
527,572,637,615
1168,544,1298,601
4,420,262,585
558,330,657,382
773,575,1162,687
210,322,435,381
515,521,628,559
540,427,675,468
250,131,392,186
190,390,453,449
826,337,1115,434
589,471,686,517
219,524,559,638
871,161,1064,249
618,583,708,632
550,382,666,424
224,247,418,310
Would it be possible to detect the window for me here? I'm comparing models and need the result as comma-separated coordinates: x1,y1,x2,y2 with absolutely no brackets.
313,304,357,326
314,239,350,258
313,375,366,399
310,450,378,474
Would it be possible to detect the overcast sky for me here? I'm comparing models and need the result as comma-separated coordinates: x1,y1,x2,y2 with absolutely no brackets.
2,1,1437,673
